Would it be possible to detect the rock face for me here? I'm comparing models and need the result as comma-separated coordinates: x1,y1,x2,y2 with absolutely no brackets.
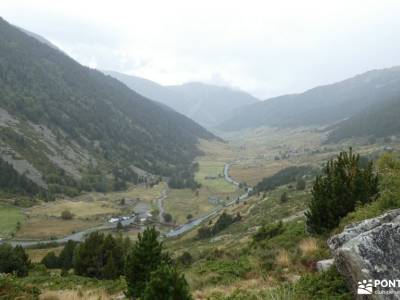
316,258,334,272
328,209,400,300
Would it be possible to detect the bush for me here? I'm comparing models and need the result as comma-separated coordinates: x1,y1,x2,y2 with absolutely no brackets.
197,226,213,239
143,264,192,300
254,166,315,192
377,153,400,210
162,213,172,223
280,192,288,203
177,251,193,267
116,221,123,230
296,178,306,191
61,210,73,220
0,275,40,299
197,258,252,285
41,251,59,269
294,266,351,299
253,221,284,242
197,212,241,239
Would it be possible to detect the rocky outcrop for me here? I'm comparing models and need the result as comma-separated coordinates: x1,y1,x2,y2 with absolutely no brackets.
328,209,400,299
316,258,334,272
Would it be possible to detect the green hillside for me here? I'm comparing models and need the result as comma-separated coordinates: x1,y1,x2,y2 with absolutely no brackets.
327,97,400,142
219,67,400,131
0,17,215,194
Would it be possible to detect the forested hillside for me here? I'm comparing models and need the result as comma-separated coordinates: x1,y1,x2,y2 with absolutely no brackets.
0,157,43,197
327,97,400,142
219,67,400,131
0,17,215,194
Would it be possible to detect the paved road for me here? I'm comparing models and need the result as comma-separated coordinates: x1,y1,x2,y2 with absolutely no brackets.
224,163,239,186
4,163,249,246
157,189,168,222
6,215,138,248
165,163,251,238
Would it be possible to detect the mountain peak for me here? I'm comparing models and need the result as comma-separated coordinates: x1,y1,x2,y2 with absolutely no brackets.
218,66,400,131
0,18,215,190
105,71,259,128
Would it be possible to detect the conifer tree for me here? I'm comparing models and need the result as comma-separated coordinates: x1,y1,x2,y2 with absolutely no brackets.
125,227,171,298
143,264,192,300
73,232,126,279
58,240,77,270
306,149,379,233
41,251,59,269
103,252,118,280
0,244,30,277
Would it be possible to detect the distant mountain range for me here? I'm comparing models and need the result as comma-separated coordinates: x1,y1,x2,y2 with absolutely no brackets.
0,17,215,192
218,67,400,140
326,96,400,142
104,71,259,128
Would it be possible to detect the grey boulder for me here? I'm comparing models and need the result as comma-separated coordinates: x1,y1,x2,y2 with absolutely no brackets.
328,209,400,300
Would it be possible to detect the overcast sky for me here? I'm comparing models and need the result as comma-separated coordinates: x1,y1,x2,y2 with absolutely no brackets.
1,0,400,99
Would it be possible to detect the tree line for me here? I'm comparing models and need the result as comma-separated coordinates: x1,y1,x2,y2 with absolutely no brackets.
197,212,241,239
38,227,192,299
168,162,201,190
0,157,42,196
0,244,30,277
253,165,316,193
0,18,213,197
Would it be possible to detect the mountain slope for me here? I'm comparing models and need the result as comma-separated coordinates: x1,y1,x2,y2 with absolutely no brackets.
103,70,192,115
327,96,400,142
218,67,400,131
0,17,215,192
168,82,259,127
104,71,259,128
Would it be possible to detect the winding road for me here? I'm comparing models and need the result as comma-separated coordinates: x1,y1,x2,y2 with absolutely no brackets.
156,189,168,222
4,162,249,246
224,163,240,186
165,162,252,238
7,215,139,248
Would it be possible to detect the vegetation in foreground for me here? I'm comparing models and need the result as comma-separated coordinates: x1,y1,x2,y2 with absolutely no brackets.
0,227,192,299
306,148,379,233
1,148,400,299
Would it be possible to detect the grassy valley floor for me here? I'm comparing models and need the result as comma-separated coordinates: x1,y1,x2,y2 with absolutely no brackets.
2,128,399,299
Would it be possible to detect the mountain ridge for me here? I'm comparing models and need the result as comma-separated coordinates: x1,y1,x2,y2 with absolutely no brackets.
0,17,216,193
104,70,259,128
218,66,400,131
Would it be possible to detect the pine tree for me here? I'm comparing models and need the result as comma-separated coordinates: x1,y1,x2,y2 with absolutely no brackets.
103,252,118,280
41,251,59,269
73,232,127,279
116,221,123,230
0,244,30,277
58,240,77,270
305,149,379,234
280,192,288,203
296,178,306,190
73,232,107,278
143,264,192,300
125,227,171,298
